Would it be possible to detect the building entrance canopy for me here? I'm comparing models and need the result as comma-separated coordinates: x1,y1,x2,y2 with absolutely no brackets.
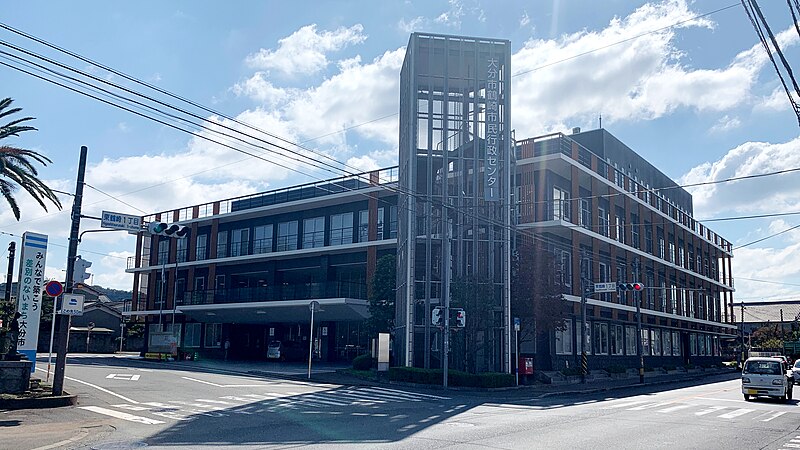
177,298,369,324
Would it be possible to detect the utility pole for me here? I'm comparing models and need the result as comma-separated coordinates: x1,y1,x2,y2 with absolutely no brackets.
632,258,644,384
3,242,15,323
740,303,745,364
580,257,588,384
53,146,87,396
442,218,451,388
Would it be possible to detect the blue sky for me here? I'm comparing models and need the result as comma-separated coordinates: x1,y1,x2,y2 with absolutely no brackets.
1,0,799,305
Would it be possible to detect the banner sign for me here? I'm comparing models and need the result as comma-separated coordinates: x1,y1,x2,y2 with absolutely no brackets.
484,57,501,201
16,232,48,372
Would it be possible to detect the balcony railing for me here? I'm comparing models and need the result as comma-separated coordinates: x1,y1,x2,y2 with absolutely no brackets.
178,281,367,306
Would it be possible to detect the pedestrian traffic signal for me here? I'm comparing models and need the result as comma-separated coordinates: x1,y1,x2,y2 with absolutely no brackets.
432,306,443,326
72,256,92,283
453,308,466,328
147,221,190,237
618,282,643,291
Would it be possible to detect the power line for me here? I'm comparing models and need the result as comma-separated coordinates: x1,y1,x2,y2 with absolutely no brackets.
733,222,800,249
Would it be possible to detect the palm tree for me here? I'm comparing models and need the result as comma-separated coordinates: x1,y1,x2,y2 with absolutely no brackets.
0,98,62,220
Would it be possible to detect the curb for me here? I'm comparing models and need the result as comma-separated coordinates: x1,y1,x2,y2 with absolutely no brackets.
0,392,77,410
531,371,741,398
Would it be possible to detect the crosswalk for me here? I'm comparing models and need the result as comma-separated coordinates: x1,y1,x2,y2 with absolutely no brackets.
605,399,797,422
79,386,450,425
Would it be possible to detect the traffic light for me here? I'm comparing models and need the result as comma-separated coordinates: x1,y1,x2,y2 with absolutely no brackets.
618,282,644,291
432,306,443,326
147,221,190,237
73,256,92,283
453,308,466,328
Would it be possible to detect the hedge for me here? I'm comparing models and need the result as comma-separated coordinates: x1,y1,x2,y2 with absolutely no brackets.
352,354,374,371
388,366,514,388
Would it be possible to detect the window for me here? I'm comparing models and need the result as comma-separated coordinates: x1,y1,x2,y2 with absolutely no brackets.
303,217,325,248
215,275,225,290
559,251,572,287
195,234,207,260
175,278,186,304
184,323,201,347
598,262,611,301
630,214,640,249
644,224,653,253
552,187,570,221
176,236,188,263
690,333,697,356
330,212,354,246
672,331,681,356
216,230,228,258
658,235,665,260
231,228,250,257
610,324,624,355
668,240,675,264
678,241,685,267
157,239,169,265
254,224,273,254
626,325,637,355
204,323,222,348
555,320,573,355
194,276,205,291
615,215,625,244
580,199,591,229
593,322,609,355
277,221,298,251
598,206,609,237
377,207,385,240
663,329,672,356
652,329,661,356
389,206,398,238
358,210,369,242
670,283,678,315
641,328,651,356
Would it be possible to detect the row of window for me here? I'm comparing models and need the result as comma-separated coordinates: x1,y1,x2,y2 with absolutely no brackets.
554,320,720,357
550,186,721,282
149,323,222,349
551,249,720,321
156,206,398,264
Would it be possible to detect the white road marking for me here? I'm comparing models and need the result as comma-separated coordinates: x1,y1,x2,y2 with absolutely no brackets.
367,386,450,400
79,406,164,425
106,373,141,381
657,404,694,413
112,404,150,411
718,408,754,419
609,400,648,409
763,411,787,421
36,367,139,404
783,444,800,449
195,399,237,405
627,402,672,411
181,376,264,387
695,406,727,416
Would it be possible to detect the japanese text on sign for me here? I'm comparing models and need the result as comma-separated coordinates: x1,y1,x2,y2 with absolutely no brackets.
484,57,501,202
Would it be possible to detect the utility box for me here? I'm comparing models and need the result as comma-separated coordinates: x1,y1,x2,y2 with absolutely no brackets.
519,357,534,375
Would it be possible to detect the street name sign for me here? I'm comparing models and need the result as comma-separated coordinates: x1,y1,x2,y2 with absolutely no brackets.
593,282,617,293
101,211,142,232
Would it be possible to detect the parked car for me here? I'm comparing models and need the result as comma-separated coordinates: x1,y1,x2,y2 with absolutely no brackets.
266,340,307,362
792,360,800,385
741,357,793,402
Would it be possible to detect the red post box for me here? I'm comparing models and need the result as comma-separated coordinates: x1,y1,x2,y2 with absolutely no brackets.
519,357,534,375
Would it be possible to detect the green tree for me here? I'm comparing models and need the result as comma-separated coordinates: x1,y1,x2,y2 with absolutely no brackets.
365,254,396,336
0,98,62,220
450,276,496,373
511,240,569,344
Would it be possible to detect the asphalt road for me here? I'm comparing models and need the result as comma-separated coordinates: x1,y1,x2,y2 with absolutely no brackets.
2,355,800,449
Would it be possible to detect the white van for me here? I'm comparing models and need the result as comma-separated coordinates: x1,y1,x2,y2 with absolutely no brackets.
741,357,793,402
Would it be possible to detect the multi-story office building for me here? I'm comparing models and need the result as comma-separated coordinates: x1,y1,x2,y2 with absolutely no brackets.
515,129,736,371
125,169,399,361
126,31,735,371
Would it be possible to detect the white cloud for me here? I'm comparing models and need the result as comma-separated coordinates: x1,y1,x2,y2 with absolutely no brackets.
508,0,785,136
681,136,800,218
435,0,465,27
708,115,741,134
245,24,367,76
231,72,292,107
755,86,800,112
398,16,426,34
519,11,530,28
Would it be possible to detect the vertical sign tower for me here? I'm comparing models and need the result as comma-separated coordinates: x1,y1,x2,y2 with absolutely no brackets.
15,232,48,370
396,33,512,373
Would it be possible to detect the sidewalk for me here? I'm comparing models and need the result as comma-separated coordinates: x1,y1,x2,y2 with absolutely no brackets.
160,356,741,397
